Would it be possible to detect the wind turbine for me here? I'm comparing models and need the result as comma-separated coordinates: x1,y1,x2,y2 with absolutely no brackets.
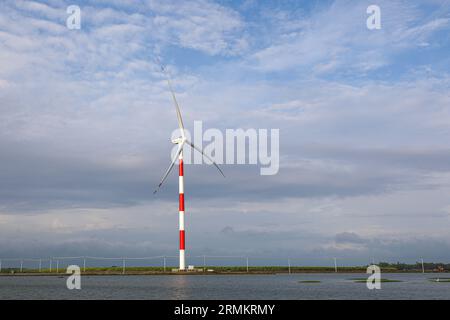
154,65,225,271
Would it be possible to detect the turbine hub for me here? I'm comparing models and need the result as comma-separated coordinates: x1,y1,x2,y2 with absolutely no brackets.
172,137,184,144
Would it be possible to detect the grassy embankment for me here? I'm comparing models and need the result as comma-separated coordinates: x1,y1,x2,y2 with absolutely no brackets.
0,266,402,275
1,262,449,275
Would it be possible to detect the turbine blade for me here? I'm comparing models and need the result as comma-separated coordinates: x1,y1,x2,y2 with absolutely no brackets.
186,139,225,178
154,144,183,194
160,64,185,136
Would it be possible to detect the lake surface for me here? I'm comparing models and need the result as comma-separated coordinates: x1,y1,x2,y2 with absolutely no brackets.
0,273,449,300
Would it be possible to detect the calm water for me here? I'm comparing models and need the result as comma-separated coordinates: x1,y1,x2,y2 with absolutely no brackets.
0,273,449,300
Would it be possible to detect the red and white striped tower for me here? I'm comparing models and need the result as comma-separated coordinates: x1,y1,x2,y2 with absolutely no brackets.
178,149,186,270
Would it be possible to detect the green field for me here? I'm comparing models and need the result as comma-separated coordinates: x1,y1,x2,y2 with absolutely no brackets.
1,266,368,275
1,264,448,275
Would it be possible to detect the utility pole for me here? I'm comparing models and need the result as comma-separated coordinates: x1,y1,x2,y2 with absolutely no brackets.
288,259,291,274
203,255,206,272
163,256,166,272
246,257,249,273
39,259,42,273
56,260,59,273
421,258,425,274
334,257,338,273
122,258,126,275
20,260,23,273
49,259,52,273
83,257,86,273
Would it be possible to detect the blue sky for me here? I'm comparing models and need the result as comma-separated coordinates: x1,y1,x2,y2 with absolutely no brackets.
0,0,450,264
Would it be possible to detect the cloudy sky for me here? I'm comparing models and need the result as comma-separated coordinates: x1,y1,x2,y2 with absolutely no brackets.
1,0,450,265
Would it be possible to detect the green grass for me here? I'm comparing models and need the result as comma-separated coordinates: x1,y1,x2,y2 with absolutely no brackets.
0,265,445,275
0,266,366,274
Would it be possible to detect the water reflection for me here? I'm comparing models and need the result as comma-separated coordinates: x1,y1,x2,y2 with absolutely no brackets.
166,275,189,300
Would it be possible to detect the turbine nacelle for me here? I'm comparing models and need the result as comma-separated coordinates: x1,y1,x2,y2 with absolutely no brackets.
171,136,185,145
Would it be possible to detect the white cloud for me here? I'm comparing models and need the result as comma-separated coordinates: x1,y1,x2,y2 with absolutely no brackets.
148,0,246,55
246,0,449,72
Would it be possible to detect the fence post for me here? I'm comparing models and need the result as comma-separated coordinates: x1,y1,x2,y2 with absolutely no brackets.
246,257,249,273
334,257,338,273
122,258,126,275
288,259,291,274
